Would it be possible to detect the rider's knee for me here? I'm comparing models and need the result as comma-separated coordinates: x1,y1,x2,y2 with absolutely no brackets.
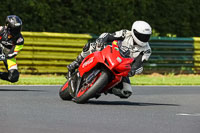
112,82,133,99
8,69,19,83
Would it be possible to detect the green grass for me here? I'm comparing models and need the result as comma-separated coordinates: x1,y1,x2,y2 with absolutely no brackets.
130,74,200,85
0,75,66,85
0,74,200,85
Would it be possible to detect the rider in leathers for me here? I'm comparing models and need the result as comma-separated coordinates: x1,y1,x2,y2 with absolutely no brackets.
67,21,152,98
0,15,24,83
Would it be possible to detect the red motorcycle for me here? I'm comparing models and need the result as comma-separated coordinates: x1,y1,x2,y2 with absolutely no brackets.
59,40,134,104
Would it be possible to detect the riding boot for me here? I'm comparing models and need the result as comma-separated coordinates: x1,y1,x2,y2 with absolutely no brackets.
0,72,9,81
66,54,84,78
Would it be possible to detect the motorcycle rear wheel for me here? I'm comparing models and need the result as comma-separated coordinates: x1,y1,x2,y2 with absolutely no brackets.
74,69,110,104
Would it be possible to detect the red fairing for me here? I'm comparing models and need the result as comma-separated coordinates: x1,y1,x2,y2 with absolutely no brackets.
113,58,133,76
61,81,69,91
79,40,134,89
100,43,133,77
79,51,104,76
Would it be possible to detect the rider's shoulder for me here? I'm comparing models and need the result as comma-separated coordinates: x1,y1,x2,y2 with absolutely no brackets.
114,29,131,38
0,26,6,33
121,29,132,37
115,29,129,33
124,30,132,35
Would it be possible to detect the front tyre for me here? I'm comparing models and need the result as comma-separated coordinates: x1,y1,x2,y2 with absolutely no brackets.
74,69,109,104
59,81,73,100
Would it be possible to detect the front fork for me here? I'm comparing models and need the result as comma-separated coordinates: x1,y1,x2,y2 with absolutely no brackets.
68,71,81,97
69,69,101,97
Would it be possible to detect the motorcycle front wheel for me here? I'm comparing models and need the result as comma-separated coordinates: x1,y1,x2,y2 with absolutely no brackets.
59,81,73,100
73,69,110,104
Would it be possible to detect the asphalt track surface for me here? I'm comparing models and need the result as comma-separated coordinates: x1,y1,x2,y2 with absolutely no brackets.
0,85,200,133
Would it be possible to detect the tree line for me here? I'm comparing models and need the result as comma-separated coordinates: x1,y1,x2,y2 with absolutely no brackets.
0,0,199,37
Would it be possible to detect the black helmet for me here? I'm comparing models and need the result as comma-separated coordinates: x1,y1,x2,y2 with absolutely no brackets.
6,15,22,36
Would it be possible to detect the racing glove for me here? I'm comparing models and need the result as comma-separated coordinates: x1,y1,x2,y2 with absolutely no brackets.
6,52,18,59
6,45,23,59
95,38,106,50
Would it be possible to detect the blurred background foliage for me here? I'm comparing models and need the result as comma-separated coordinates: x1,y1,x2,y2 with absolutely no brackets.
0,0,199,37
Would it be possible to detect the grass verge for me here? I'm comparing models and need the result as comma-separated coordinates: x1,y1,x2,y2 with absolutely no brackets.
0,74,200,85
130,74,200,85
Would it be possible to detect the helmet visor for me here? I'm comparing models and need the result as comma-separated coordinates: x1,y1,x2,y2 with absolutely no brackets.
8,26,21,36
133,29,151,42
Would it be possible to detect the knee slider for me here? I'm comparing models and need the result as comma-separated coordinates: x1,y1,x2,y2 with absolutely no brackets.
8,69,19,83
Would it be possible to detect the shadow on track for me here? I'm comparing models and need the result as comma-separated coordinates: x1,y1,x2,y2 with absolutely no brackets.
87,100,179,106
0,89,46,92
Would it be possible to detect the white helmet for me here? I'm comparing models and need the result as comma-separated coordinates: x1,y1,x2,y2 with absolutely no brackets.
131,21,152,47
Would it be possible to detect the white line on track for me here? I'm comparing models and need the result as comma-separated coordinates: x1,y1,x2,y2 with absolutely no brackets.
176,113,200,116
1,85,200,87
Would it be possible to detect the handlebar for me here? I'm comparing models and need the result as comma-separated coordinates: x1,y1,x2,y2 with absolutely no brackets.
119,48,130,58
103,42,130,58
